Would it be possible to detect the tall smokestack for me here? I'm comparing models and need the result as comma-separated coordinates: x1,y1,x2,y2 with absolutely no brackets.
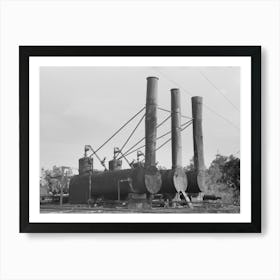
145,77,158,168
171,88,182,169
191,96,206,193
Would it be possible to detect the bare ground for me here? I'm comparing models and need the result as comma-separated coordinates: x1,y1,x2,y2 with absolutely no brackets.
40,201,240,214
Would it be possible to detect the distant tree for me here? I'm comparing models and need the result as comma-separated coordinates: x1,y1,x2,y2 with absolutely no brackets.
205,154,240,204
207,154,228,184
41,166,73,195
184,157,195,172
222,155,240,190
158,165,167,170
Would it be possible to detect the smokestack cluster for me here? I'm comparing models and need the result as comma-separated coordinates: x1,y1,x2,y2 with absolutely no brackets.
144,77,205,197
70,76,206,205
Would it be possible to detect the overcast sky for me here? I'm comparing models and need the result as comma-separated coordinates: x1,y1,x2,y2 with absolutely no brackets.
40,66,240,172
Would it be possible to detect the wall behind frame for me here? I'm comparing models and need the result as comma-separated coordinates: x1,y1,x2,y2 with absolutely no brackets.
0,0,279,279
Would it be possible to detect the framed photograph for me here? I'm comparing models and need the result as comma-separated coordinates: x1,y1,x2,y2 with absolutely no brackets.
20,46,261,233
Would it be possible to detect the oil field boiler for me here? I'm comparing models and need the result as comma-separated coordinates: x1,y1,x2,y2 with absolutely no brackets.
69,77,162,204
69,76,207,206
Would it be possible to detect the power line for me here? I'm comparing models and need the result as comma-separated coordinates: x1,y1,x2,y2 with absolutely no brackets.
199,70,239,112
153,68,240,131
203,103,239,130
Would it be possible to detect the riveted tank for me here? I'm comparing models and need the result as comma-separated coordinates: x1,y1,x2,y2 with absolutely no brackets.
108,159,122,171
78,156,93,175
69,166,162,203
69,76,162,204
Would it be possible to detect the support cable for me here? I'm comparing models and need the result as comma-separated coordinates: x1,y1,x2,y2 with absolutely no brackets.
120,120,193,158
155,121,193,152
115,112,146,157
118,115,172,159
158,106,193,120
87,146,107,170
117,149,134,167
153,68,240,130
95,106,145,153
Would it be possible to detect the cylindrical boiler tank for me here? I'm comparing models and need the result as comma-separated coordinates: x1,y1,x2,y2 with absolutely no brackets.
159,167,188,197
108,159,122,171
186,170,201,194
79,157,93,175
69,166,162,203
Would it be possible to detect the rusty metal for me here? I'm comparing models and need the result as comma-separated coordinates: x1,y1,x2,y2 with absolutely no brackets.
108,159,122,171
186,170,200,193
171,88,183,169
69,76,164,204
143,76,162,194
159,88,188,196
69,166,160,203
145,77,158,168
78,157,93,175
191,96,206,193
170,88,188,194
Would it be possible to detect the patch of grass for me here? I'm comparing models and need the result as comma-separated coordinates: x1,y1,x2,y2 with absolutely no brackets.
206,183,240,205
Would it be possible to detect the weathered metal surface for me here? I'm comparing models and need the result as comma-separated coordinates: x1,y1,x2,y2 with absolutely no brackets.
160,168,187,196
69,166,161,203
108,159,122,171
143,76,162,194
78,157,93,175
172,167,188,192
144,166,162,194
186,170,201,193
145,76,158,168
157,88,187,196
191,96,206,192
171,88,183,169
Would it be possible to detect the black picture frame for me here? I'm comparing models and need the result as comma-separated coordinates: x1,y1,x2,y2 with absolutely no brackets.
20,46,261,233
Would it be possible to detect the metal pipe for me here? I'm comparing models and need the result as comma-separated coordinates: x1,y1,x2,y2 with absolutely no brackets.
171,88,182,169
145,77,158,168
191,96,206,193
159,88,188,199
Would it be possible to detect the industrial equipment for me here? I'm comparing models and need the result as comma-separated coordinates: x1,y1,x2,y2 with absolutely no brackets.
69,76,206,207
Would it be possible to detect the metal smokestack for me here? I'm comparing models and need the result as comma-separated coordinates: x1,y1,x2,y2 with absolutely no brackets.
145,76,158,168
171,88,182,169
191,96,206,193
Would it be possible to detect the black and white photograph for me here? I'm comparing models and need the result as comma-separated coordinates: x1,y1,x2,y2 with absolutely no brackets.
40,66,241,214
19,46,260,232
3,1,280,279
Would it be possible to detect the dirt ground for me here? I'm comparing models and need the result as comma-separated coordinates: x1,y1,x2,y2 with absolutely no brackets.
40,201,240,214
